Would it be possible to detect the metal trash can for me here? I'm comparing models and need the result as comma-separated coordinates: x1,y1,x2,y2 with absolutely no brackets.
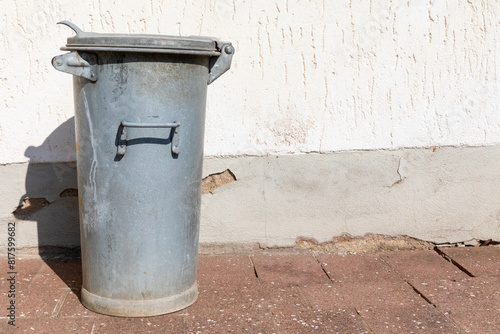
52,21,233,317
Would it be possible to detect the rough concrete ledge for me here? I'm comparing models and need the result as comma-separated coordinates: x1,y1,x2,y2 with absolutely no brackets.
1,145,500,255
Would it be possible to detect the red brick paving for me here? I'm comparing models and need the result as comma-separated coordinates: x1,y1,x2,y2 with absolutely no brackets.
440,246,500,277
382,247,500,333
379,250,469,282
306,253,461,333
251,253,330,285
420,276,500,332
1,246,499,333
10,317,95,333
92,314,186,334
266,284,369,333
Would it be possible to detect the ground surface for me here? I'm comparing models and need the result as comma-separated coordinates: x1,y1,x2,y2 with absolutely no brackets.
1,246,499,333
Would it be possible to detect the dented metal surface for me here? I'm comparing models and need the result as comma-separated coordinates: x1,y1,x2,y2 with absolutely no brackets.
52,21,233,317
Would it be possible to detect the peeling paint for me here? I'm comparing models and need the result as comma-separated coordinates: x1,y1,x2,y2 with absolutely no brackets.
202,169,236,194
12,198,51,219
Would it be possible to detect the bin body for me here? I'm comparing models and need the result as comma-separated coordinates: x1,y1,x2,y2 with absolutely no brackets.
53,22,233,317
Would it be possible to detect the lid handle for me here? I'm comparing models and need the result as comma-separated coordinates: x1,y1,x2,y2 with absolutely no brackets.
208,42,234,85
57,21,84,35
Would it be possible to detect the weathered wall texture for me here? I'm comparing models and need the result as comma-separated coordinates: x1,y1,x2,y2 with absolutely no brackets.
1,0,499,163
1,1,499,251
2,147,500,253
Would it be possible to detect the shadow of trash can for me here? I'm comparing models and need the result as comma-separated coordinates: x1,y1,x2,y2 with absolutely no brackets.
52,21,234,317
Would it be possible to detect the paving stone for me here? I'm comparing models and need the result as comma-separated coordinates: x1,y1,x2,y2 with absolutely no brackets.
185,282,276,333
185,310,274,333
57,288,98,318
419,276,500,333
197,255,258,286
251,253,330,285
1,251,498,333
188,281,368,333
7,317,95,333
41,258,82,289
440,246,500,277
0,257,72,293
272,308,370,333
306,253,461,333
1,259,70,319
374,250,500,332
3,257,46,279
1,257,45,306
9,260,79,319
379,250,469,283
378,249,499,332
305,281,416,308
356,303,461,334
303,281,461,333
316,253,400,284
16,286,69,319
29,258,81,289
5,258,80,319
313,253,418,305
267,283,370,333
92,314,186,334
0,320,6,333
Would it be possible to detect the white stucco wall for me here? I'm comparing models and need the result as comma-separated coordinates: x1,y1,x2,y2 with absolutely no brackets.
1,0,499,164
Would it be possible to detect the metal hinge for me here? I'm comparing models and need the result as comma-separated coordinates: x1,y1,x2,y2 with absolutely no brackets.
208,42,234,85
52,51,98,82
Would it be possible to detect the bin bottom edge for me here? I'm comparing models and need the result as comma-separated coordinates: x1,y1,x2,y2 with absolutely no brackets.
81,282,198,317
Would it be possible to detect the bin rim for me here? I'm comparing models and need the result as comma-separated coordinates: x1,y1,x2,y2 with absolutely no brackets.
58,21,222,56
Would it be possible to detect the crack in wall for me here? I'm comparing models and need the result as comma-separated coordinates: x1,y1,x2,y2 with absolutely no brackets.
390,157,406,187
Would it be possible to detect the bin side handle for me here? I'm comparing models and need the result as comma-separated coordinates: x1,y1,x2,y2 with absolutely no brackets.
208,42,234,85
117,121,181,156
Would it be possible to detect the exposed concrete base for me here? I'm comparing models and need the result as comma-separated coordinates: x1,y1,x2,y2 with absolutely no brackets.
1,146,500,254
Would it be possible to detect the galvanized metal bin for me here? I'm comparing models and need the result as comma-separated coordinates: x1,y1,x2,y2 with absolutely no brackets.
52,21,233,317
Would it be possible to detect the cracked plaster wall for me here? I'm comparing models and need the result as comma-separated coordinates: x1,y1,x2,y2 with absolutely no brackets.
1,1,499,163
1,147,500,252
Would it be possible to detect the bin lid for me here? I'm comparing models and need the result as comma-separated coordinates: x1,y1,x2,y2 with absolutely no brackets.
58,21,221,56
